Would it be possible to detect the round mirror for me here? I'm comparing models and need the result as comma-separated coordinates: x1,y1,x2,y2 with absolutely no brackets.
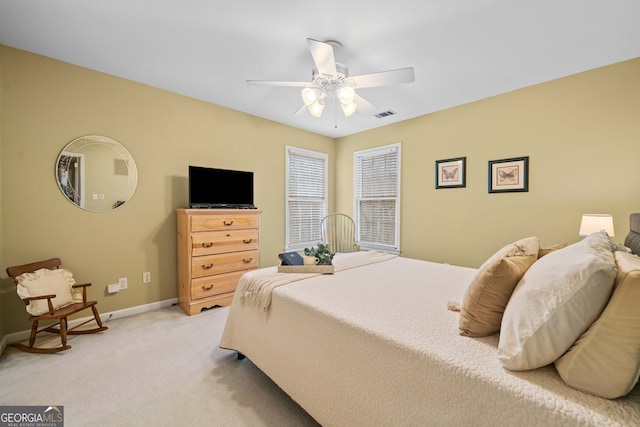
55,135,138,212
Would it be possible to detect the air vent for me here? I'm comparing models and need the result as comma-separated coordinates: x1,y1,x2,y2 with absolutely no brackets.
374,110,397,119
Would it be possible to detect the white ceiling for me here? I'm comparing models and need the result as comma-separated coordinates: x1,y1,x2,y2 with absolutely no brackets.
1,0,639,138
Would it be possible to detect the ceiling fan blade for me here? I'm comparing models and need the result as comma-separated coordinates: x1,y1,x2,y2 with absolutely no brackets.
294,104,308,116
354,94,378,115
307,38,337,77
349,67,415,88
246,79,308,87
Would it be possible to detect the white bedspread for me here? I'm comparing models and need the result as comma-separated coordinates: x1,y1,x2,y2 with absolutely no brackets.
238,251,396,309
220,255,640,426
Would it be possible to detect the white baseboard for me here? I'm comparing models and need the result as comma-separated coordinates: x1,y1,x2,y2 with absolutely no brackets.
96,298,179,324
0,298,178,354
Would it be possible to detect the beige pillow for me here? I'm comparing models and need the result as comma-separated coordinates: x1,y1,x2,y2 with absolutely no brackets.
459,236,539,337
555,251,640,398
498,232,617,371
537,243,567,259
16,268,76,316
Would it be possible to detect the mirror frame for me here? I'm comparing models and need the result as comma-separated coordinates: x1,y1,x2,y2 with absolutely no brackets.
55,135,138,212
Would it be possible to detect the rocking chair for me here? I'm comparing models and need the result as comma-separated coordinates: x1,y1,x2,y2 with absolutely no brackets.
6,257,108,354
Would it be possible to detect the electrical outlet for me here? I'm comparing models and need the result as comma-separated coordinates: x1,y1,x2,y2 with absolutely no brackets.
118,277,128,290
142,272,151,284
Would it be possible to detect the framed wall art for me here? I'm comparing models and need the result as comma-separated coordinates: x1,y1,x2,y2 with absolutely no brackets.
488,156,529,193
436,157,466,189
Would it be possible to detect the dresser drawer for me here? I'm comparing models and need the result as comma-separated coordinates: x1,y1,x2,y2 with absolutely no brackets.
191,250,259,278
191,270,246,300
191,229,259,256
191,214,259,232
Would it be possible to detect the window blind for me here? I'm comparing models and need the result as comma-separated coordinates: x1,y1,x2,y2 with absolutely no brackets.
354,143,401,253
286,146,328,250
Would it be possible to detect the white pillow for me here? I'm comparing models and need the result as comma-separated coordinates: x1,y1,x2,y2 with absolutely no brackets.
16,268,77,316
497,232,617,371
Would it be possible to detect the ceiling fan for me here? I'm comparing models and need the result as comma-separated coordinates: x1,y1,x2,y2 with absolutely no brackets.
247,38,415,118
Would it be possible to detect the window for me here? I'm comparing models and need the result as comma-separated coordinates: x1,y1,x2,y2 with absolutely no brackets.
285,146,328,250
354,143,401,254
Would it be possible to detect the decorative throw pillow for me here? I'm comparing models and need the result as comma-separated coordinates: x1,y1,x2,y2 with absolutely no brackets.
554,251,640,398
537,243,567,259
497,231,617,371
16,268,76,316
64,269,83,303
459,236,539,337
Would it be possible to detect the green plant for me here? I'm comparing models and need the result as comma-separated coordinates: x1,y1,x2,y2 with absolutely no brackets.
304,242,335,265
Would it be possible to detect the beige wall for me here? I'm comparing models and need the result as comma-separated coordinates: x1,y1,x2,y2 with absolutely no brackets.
0,45,334,335
336,57,640,267
2,44,639,339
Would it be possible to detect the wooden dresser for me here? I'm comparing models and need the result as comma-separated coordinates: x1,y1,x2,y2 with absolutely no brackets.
177,209,261,315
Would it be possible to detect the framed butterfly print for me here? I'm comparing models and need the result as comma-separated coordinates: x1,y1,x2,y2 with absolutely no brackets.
488,156,529,193
436,157,466,189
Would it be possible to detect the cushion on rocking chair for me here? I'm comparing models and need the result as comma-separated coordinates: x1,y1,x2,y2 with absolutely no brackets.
16,268,78,316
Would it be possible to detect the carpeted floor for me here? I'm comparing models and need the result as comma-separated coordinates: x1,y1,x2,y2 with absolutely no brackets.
0,305,319,426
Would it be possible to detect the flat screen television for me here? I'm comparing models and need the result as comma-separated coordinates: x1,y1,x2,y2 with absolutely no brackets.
189,165,256,209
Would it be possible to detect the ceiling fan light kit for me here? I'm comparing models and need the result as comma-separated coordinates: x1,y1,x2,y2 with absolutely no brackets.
247,38,415,121
301,79,357,117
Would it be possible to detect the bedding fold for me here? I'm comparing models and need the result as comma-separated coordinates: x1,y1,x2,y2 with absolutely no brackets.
238,250,396,310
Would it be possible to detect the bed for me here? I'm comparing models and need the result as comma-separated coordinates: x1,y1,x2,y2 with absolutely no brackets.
220,216,640,426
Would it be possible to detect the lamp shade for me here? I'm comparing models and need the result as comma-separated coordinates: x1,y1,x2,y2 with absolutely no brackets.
308,100,325,117
579,214,614,237
337,86,355,104
340,102,357,117
301,87,320,106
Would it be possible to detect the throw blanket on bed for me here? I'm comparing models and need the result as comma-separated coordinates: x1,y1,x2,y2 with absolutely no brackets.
239,250,397,310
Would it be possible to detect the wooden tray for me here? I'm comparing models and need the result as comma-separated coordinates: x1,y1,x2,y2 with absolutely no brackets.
277,265,334,274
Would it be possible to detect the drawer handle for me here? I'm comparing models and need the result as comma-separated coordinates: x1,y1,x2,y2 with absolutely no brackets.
223,220,234,226
202,283,214,291
202,263,214,269
243,238,253,244
243,258,253,264
202,242,214,248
